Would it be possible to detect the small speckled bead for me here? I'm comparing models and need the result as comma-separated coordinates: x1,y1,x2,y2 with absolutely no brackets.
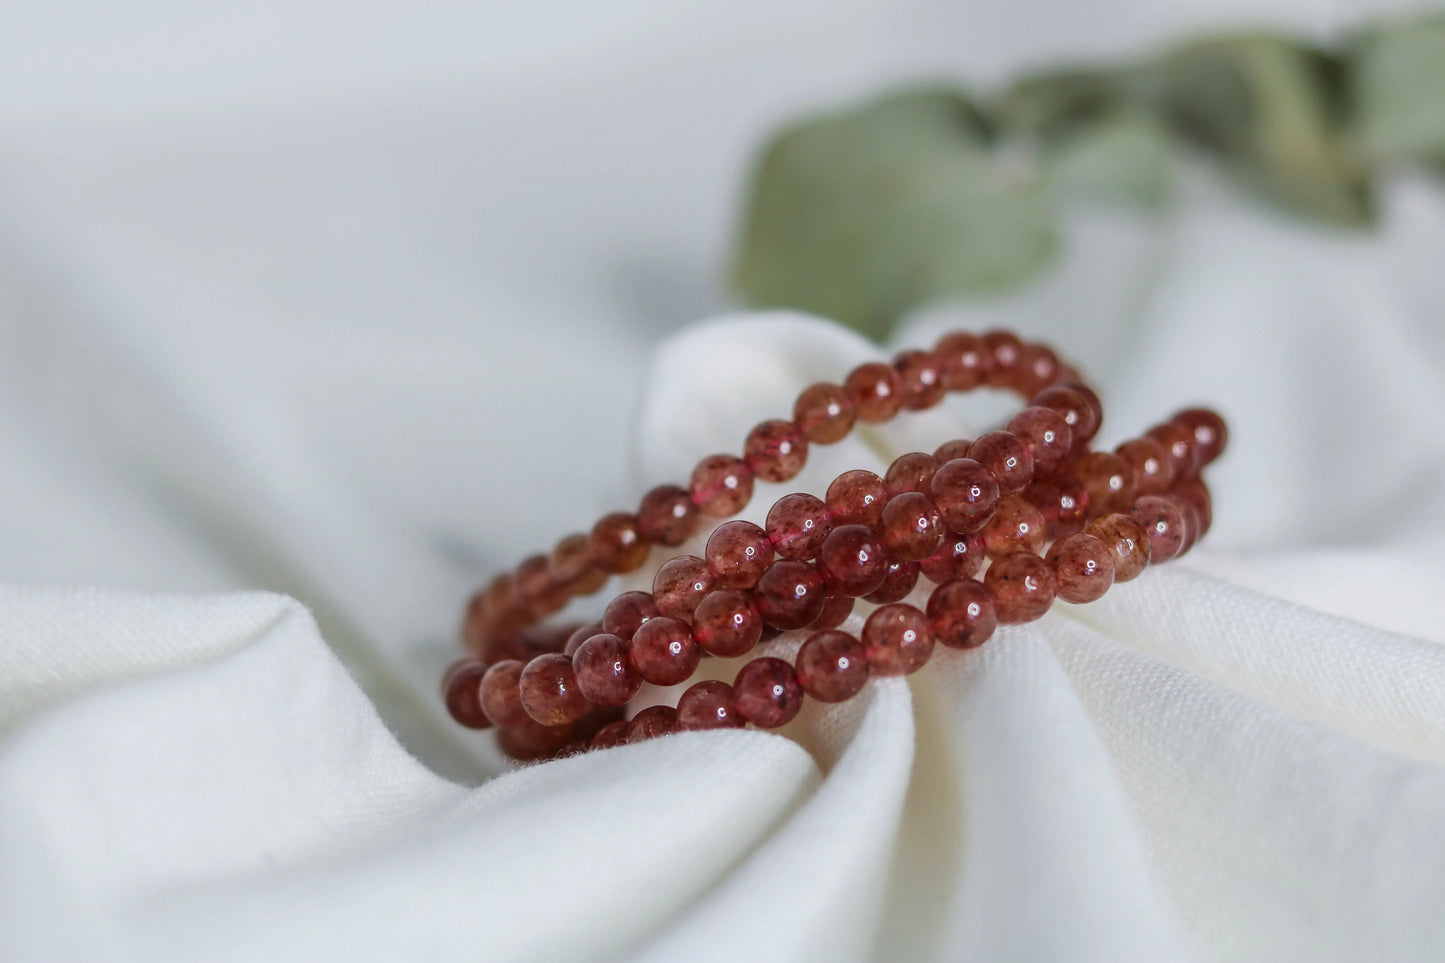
919,531,987,583
893,349,947,409
968,431,1034,496
745,419,809,483
677,680,743,730
934,330,992,390
550,533,608,595
754,559,829,629
1172,475,1213,538
816,524,891,598
1064,382,1104,441
564,622,605,657
1046,533,1116,603
692,589,764,657
572,632,642,707
519,653,591,726
499,720,578,761
927,578,997,649
630,617,701,686
589,719,631,750
1025,477,1090,540
793,382,857,444
766,492,833,560
885,452,941,496
929,458,1001,533
442,660,492,729
813,592,856,629
1146,421,1202,480
844,362,903,423
589,512,651,574
826,470,889,527
981,495,1048,557
1115,438,1173,495
1073,451,1137,516
1130,494,1187,564
731,657,805,728
985,553,1057,624
1007,406,1074,474
637,484,701,546
862,604,935,676
602,590,660,640
879,491,944,562
796,630,870,702
689,454,755,516
981,330,1026,387
652,555,714,622
1016,342,1062,396
516,554,568,617
627,705,679,743
480,659,530,727
1173,408,1228,466
1032,384,1100,446
933,438,974,463
706,520,774,590
865,559,921,604
1085,513,1152,582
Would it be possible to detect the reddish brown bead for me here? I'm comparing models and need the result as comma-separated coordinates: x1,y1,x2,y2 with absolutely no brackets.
589,512,651,574
1007,406,1074,475
1131,494,1187,564
813,591,857,627
754,559,829,629
885,452,942,496
1085,513,1152,583
564,622,605,657
843,362,903,423
479,632,531,666
1017,342,1062,396
516,554,568,617
521,621,580,656
689,454,755,516
893,349,947,409
637,485,701,546
692,589,764,657
796,630,870,702
968,431,1034,496
927,579,998,649
1032,384,1101,446
652,555,714,622
1063,382,1104,441
519,653,591,726
602,590,660,640
731,657,805,728
816,524,891,598
826,469,889,527
1172,475,1213,538
1169,493,1201,556
706,520,774,590
793,382,857,444
1115,438,1173,495
572,632,642,707
766,492,833,560
676,680,743,730
982,495,1048,558
462,591,490,654
934,330,993,390
442,660,492,729
919,531,987,583
480,659,530,727
499,720,577,761
630,617,701,686
1174,408,1228,466
1046,533,1116,603
1026,477,1091,540
933,438,974,463
1073,451,1137,516
981,330,1027,387
590,719,631,749
627,705,679,743
879,491,944,561
862,604,935,676
744,419,809,483
865,559,921,604
1146,421,1202,480
930,457,1001,534
550,533,608,595
985,553,1058,624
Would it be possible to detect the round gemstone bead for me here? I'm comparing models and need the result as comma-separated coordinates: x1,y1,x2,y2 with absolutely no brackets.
1172,475,1213,538
985,553,1058,624
637,485,700,546
932,438,974,463
602,590,660,640
796,630,870,702
676,680,743,730
934,330,992,389
1131,494,1188,564
689,454,755,516
968,432,1034,496
862,603,935,676
479,659,530,727
919,531,986,583
1032,384,1100,446
705,520,774,590
519,653,591,726
1046,533,1116,603
893,349,947,409
589,719,631,749
843,362,903,423
929,458,1001,533
516,554,568,617
926,578,997,649
731,657,805,728
652,555,713,622
793,382,857,444
1115,438,1173,495
692,589,764,657
1174,408,1228,466
865,559,921,604
589,512,651,574
630,617,701,686
627,705,679,743
816,524,891,598
745,419,809,483
1085,513,1152,582
442,660,492,729
564,622,605,657
550,533,608,594
1063,382,1104,441
1017,342,1061,396
981,495,1048,557
572,633,642,706
1007,406,1074,474
1146,421,1202,480
981,330,1026,387
879,491,944,561
499,720,577,761
766,492,833,560
885,452,942,496
1026,477,1090,540
826,470,889,527
813,592,857,628
753,559,829,629
1073,451,1137,516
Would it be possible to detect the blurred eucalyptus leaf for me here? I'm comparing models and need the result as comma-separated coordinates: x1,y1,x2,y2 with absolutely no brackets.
1348,15,1445,164
993,67,1140,143
1043,113,1174,206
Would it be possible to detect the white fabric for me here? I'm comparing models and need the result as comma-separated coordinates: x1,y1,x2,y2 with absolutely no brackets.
3,1,1445,961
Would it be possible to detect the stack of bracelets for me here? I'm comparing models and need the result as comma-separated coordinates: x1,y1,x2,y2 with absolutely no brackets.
441,329,1226,761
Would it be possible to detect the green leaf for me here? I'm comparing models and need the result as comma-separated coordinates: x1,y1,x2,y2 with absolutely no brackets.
1043,113,1174,207
1347,15,1445,164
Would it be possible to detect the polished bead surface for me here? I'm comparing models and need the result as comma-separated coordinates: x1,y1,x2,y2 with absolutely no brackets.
796,630,870,702
826,470,889,527
816,524,891,597
884,452,941,496
1073,451,1137,516
744,419,809,483
564,622,605,657
1063,382,1104,442
652,555,714,622
893,349,947,409
731,657,805,728
865,559,921,604
1017,342,1061,396
1085,513,1152,582
589,512,651,574
479,659,530,727
844,361,903,423
630,617,701,686
813,591,857,628
1172,475,1213,538
519,653,591,726
1026,477,1090,540
926,578,997,649
793,382,857,444
919,531,987,583
692,589,764,657
706,520,774,590
968,431,1034,495
1174,408,1228,465
981,330,1026,387
572,632,642,706
589,719,631,749
1146,421,1202,480
1115,438,1173,495
602,590,660,639
766,492,832,560
880,491,944,561
442,660,492,729
981,495,1048,557
1032,384,1100,446
985,553,1058,624
1046,533,1116,603
689,454,755,516
1131,494,1187,564
550,533,607,594
932,438,974,463
1007,406,1074,474
862,603,935,676
929,457,1001,533
934,330,992,390
499,720,577,761
637,484,700,546
676,680,743,730
754,559,829,629
627,705,679,743
516,554,568,617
